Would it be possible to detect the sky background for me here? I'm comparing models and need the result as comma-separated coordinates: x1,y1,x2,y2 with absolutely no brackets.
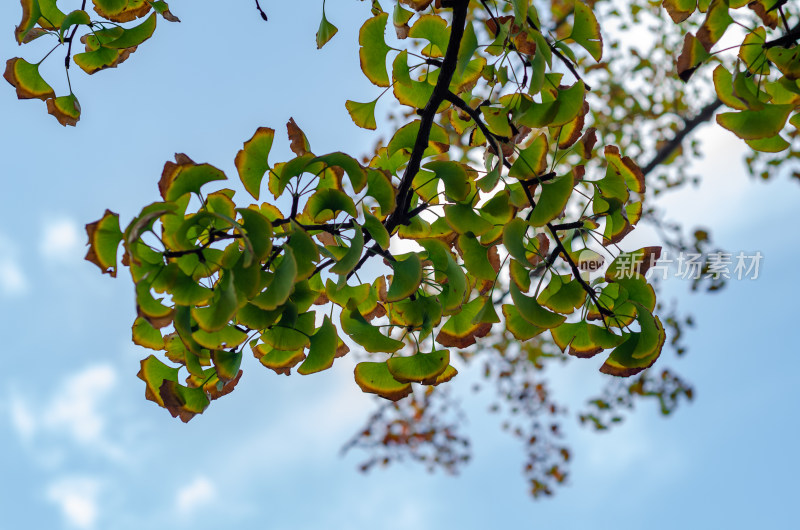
1,1,798,529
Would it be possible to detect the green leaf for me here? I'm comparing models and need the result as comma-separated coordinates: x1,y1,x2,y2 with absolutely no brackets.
502,218,532,265
436,297,492,348
359,12,392,87
509,134,548,179
392,50,435,109
235,127,275,200
341,305,404,353
316,8,338,49
363,212,390,250
366,168,396,216
286,225,319,281
424,160,470,202
345,99,378,130
676,33,711,82
502,304,547,341
15,0,42,43
329,224,365,276
445,203,494,236
159,379,210,422
569,1,602,61
192,271,238,332
211,349,243,382
105,13,157,49
717,105,793,140
408,14,449,57
137,354,179,408
193,326,247,351
59,10,91,41
254,345,306,375
3,58,55,101
354,362,412,401
386,253,423,302
387,349,449,384
46,94,82,126
696,0,733,52
85,209,123,277
251,247,297,310
550,321,624,357
510,281,566,329
297,316,340,375
537,274,587,313
159,160,227,202
133,316,165,350
387,119,450,157
517,82,585,128
313,152,367,193
530,171,575,226
306,188,358,222
457,233,497,282
237,208,273,262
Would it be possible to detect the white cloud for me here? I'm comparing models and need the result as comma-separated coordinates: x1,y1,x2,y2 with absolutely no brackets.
9,394,37,441
46,476,102,529
0,233,28,296
7,364,123,460
40,218,82,262
176,476,217,515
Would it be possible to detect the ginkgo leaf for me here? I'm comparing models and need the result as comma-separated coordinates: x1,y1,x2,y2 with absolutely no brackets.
663,0,697,23
191,272,238,333
150,1,180,22
92,0,152,23
387,349,450,384
59,10,92,41
313,152,367,192
717,105,793,140
211,349,243,382
329,224,364,276
251,248,297,310
341,306,404,353
15,0,41,43
696,0,733,52
305,188,358,221
363,212,390,250
386,253,423,302
158,159,227,202
159,379,210,423
46,95,81,126
424,160,471,202
436,297,493,348
345,99,378,130
502,304,547,341
74,45,137,74
137,355,180,408
569,1,602,61
510,282,566,329
3,58,55,101
297,316,339,375
316,8,338,49
133,317,165,350
359,12,392,87
530,172,575,226
235,127,275,200
676,33,711,82
354,362,412,401
85,209,123,277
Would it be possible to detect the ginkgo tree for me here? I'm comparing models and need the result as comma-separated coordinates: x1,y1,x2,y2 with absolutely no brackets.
6,0,800,498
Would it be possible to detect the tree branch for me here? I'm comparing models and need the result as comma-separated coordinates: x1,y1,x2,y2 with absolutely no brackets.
640,97,723,178
385,0,470,234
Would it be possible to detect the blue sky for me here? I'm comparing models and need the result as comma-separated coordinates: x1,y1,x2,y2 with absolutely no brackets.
1,1,798,528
